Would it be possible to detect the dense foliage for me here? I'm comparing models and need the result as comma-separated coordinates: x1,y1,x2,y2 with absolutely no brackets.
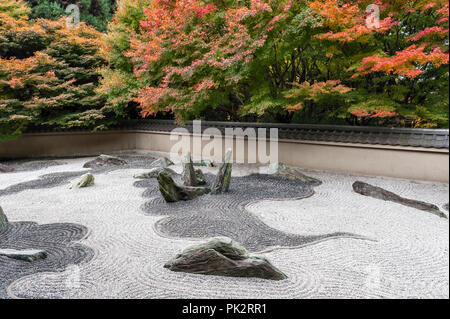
0,0,117,141
24,0,117,31
124,0,448,127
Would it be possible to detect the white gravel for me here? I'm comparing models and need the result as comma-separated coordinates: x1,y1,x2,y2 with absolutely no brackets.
0,155,448,299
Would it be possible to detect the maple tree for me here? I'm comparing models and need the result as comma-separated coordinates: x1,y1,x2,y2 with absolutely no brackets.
0,0,114,141
124,0,448,127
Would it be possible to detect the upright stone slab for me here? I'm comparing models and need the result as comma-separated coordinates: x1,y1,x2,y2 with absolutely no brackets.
211,149,232,194
0,206,8,233
158,172,210,203
164,237,287,280
353,181,447,218
182,152,198,186
267,162,321,185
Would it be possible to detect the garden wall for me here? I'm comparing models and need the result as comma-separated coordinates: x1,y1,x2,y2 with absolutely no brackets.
0,123,448,183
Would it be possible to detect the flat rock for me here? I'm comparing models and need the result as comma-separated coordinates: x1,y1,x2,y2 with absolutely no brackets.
353,181,447,218
164,237,287,280
134,167,177,179
211,149,232,194
0,248,48,262
0,163,14,173
70,173,95,189
267,163,321,185
149,157,174,169
158,172,210,202
0,206,8,232
83,154,127,168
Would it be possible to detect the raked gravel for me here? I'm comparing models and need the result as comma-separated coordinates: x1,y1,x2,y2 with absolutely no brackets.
0,154,448,299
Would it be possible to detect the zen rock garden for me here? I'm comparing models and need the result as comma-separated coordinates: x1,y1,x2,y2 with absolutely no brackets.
0,152,448,298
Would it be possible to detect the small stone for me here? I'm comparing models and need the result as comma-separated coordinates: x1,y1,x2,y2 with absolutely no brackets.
149,157,174,169
0,163,14,173
267,163,321,185
83,154,127,168
158,172,210,202
134,167,177,179
211,149,232,195
0,248,48,262
182,152,199,186
164,237,287,280
353,181,447,218
70,173,95,189
0,206,8,233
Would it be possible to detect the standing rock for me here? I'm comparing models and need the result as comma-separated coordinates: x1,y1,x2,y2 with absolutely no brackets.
353,181,447,218
149,157,174,169
83,154,127,168
158,172,210,202
134,167,177,179
0,248,48,262
211,149,232,194
182,152,198,186
267,162,321,185
164,237,287,280
0,206,8,233
0,163,14,173
70,173,95,189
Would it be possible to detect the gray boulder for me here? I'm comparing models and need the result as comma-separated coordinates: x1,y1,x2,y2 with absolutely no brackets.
158,172,210,202
149,157,174,169
0,206,8,232
134,167,177,179
83,154,127,168
0,248,48,262
211,149,232,194
267,163,321,185
70,173,95,189
164,237,287,280
353,181,447,218
0,163,14,173
195,169,207,185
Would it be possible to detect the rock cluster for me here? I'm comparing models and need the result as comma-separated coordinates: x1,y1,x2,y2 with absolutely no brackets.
83,154,127,168
353,181,447,218
70,173,95,189
211,149,233,194
157,172,210,202
164,237,287,280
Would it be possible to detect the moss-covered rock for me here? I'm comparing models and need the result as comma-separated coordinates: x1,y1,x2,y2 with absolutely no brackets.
164,237,287,280
83,155,127,168
267,163,321,185
158,172,210,202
